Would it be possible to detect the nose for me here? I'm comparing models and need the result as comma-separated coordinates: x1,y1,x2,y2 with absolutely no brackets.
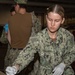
51,21,55,26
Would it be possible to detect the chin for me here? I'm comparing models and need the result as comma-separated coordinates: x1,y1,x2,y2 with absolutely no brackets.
50,30,57,33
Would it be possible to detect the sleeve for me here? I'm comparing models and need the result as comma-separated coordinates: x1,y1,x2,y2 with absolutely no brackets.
4,23,9,33
0,29,8,44
62,34,75,66
31,11,42,36
12,35,40,72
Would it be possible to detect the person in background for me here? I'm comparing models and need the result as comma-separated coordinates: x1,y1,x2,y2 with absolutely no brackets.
4,4,32,68
5,3,41,75
6,4,75,75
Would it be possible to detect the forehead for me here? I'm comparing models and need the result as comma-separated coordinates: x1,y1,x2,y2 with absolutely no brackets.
47,12,62,19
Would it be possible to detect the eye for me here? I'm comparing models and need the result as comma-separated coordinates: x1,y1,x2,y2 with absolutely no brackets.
55,19,60,22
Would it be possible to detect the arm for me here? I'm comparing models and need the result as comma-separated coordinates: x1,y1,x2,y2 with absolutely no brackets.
62,35,75,66
1,23,11,44
53,32,75,75
6,35,40,74
4,23,11,44
7,28,11,44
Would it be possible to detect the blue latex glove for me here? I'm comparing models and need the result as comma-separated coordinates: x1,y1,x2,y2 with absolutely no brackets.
4,23,9,33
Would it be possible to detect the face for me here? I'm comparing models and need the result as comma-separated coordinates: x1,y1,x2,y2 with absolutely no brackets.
14,4,20,13
46,12,64,33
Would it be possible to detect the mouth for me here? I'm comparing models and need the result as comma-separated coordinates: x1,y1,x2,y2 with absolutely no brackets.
50,27,55,30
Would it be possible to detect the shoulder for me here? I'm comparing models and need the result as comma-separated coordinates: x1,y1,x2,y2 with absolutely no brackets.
35,28,47,38
29,29,47,44
60,27,74,39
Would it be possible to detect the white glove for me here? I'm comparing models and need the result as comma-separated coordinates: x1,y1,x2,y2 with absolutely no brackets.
53,63,66,75
6,66,18,75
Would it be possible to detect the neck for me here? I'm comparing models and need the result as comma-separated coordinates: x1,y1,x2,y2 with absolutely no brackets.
48,30,57,40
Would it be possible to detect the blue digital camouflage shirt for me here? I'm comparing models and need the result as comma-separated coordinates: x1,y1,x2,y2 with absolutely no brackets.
13,27,75,75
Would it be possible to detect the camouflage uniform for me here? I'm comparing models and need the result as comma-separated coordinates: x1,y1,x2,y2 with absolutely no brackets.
5,46,21,67
31,11,41,36
13,27,75,75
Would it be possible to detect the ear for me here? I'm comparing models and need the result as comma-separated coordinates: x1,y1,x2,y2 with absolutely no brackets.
61,18,65,24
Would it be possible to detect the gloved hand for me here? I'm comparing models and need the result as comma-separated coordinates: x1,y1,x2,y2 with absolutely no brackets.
4,23,8,33
53,63,66,75
6,66,18,75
